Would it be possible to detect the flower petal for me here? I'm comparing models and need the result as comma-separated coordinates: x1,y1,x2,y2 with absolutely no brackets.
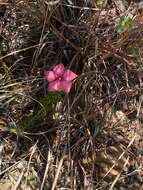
63,70,77,81
44,70,56,82
60,80,72,94
53,63,65,77
48,80,62,92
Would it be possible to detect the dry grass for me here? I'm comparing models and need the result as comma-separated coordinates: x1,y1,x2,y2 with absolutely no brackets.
0,0,143,189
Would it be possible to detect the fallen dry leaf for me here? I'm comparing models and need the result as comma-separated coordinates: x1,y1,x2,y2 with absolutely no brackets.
96,145,129,181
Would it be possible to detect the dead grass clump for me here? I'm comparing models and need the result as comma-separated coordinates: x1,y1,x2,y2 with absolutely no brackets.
0,0,143,189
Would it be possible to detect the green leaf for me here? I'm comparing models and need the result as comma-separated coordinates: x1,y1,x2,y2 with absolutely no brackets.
39,92,64,113
27,175,36,181
117,16,133,33
23,112,37,129
46,92,64,103
22,92,64,129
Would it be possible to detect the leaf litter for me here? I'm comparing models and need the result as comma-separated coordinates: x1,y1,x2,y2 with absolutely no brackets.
0,0,143,189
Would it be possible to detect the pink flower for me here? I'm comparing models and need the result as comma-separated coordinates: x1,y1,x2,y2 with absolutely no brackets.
44,63,77,94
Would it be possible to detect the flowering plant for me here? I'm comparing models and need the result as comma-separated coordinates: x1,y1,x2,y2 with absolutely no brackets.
44,63,77,94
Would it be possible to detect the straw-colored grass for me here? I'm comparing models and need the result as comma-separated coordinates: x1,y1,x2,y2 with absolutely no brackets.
0,0,143,189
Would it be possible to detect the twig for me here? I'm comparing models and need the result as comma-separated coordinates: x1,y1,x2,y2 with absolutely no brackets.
51,155,66,190
40,151,51,190
12,170,24,190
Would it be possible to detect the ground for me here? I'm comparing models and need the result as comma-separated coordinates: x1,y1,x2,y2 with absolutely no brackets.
0,0,143,189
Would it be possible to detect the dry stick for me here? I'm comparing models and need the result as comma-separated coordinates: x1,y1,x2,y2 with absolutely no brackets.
40,151,51,190
32,5,49,73
51,25,81,51
136,96,143,117
0,143,3,173
24,141,38,189
12,170,24,190
0,44,41,79
0,77,38,89
73,166,77,190
45,0,60,6
0,44,42,61
61,3,99,11
0,3,8,5
120,168,142,179
70,75,95,110
0,154,29,176
24,128,56,136
51,155,66,190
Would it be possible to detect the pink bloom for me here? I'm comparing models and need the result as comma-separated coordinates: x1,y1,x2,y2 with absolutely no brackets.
44,63,77,94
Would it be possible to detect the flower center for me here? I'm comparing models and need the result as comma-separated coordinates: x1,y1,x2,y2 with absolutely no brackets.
58,76,62,81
